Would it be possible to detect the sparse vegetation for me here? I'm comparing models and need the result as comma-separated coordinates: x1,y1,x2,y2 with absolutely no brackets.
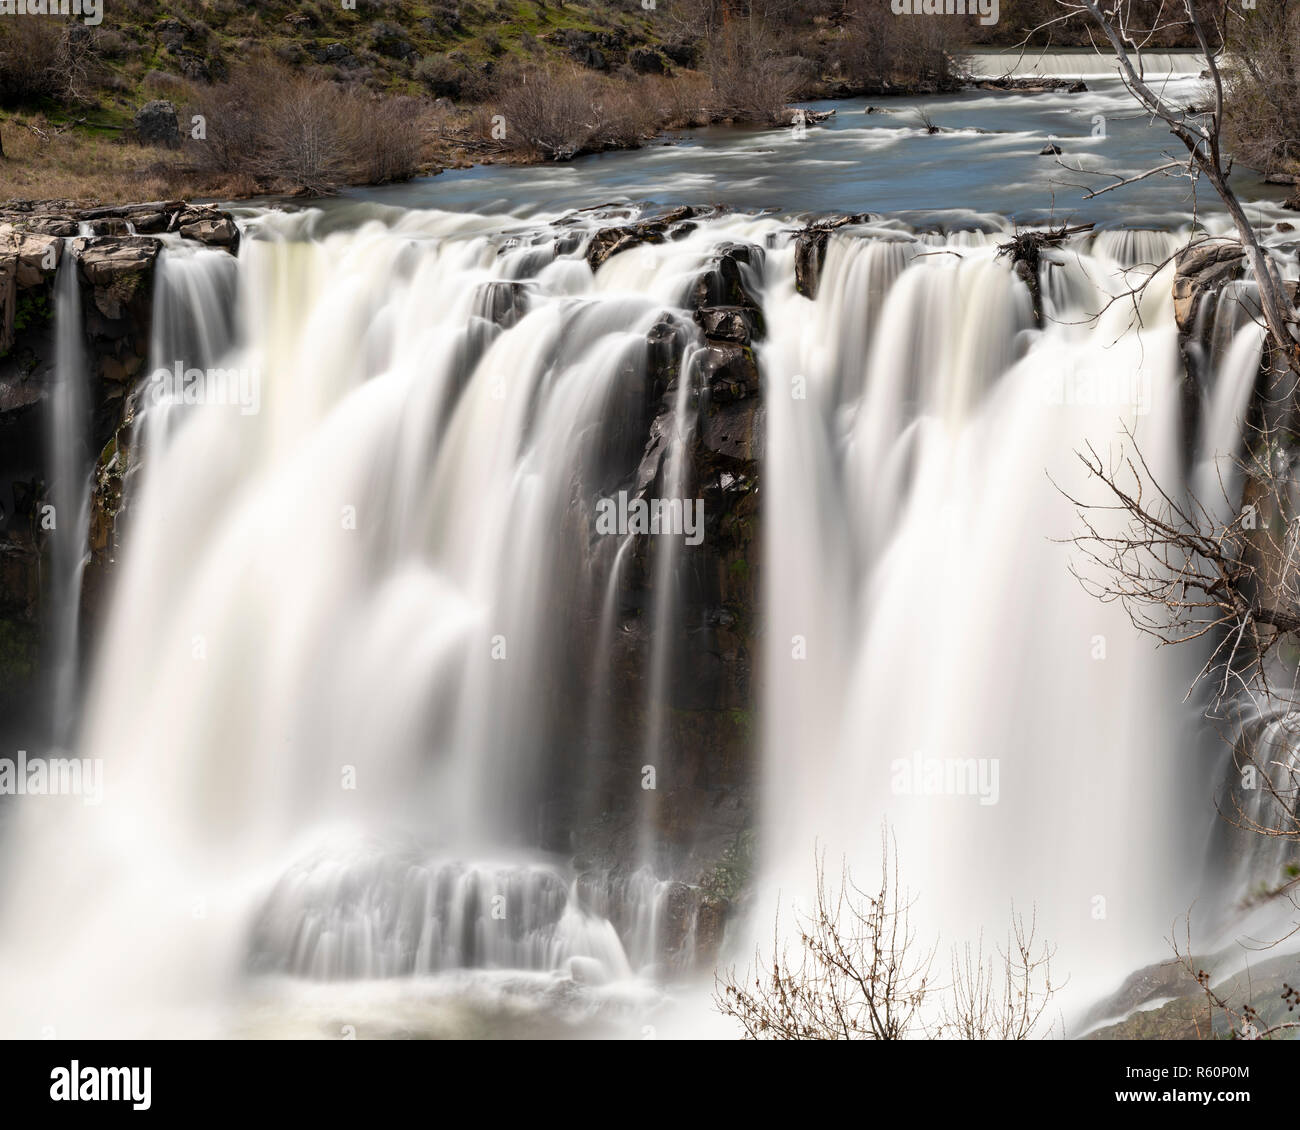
715,831,1059,1040
0,1,995,202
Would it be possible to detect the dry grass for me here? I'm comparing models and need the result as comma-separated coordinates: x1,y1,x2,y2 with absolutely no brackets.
0,114,246,206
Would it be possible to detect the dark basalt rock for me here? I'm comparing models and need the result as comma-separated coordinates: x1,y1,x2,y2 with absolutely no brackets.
0,199,242,710
473,280,531,330
690,245,763,311
793,213,872,299
628,47,665,75
694,305,763,345
661,42,697,68
699,342,760,403
584,205,699,272
646,313,691,399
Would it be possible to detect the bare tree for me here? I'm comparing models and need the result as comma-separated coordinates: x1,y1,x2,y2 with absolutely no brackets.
1218,0,1300,179
1032,0,1300,1033
1047,1,1298,370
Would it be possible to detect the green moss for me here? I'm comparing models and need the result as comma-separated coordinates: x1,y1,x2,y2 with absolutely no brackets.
0,618,39,686
12,291,51,336
702,828,755,901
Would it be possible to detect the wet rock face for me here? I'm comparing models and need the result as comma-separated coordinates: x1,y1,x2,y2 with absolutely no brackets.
473,280,531,329
1172,239,1246,335
583,205,704,271
555,225,765,930
0,200,242,718
693,306,761,345
793,212,872,298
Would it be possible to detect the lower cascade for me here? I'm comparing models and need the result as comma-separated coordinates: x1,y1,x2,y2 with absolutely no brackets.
0,200,1288,1038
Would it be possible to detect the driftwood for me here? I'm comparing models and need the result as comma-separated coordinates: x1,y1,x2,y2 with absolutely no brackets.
997,223,1095,324
19,117,86,144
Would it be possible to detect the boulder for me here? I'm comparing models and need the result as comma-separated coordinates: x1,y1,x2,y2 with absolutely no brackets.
694,305,763,345
691,246,763,310
76,237,160,320
176,212,241,252
698,342,760,403
1172,239,1245,333
629,47,665,75
133,100,180,149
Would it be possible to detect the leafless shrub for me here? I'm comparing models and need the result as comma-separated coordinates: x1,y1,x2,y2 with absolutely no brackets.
944,907,1059,1039
0,19,99,107
1220,4,1300,178
654,71,714,130
349,94,425,185
715,831,1059,1039
494,66,600,160
187,62,424,193
836,1,966,91
706,21,801,123
1172,913,1300,1040
255,78,361,194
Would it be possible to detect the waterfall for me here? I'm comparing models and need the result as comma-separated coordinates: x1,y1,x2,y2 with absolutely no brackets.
0,208,776,1036
0,203,1280,1037
44,243,92,748
966,50,1207,79
759,223,1214,1021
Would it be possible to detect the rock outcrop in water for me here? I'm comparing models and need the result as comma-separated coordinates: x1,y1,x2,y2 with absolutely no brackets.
1172,238,1245,337
793,213,871,299
581,204,711,271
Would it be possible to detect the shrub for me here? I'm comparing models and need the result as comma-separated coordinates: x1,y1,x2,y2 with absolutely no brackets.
494,66,600,159
188,62,424,194
1222,6,1300,175
349,94,424,184
414,55,465,99
0,19,99,107
705,22,801,123
90,28,134,61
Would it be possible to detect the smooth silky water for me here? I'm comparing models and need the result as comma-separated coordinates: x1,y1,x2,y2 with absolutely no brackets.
1,58,1295,1038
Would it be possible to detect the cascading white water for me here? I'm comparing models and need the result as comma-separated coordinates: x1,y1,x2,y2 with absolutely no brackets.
45,243,92,747
759,222,1216,1023
966,50,1207,79
0,206,778,1037
0,200,1282,1038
